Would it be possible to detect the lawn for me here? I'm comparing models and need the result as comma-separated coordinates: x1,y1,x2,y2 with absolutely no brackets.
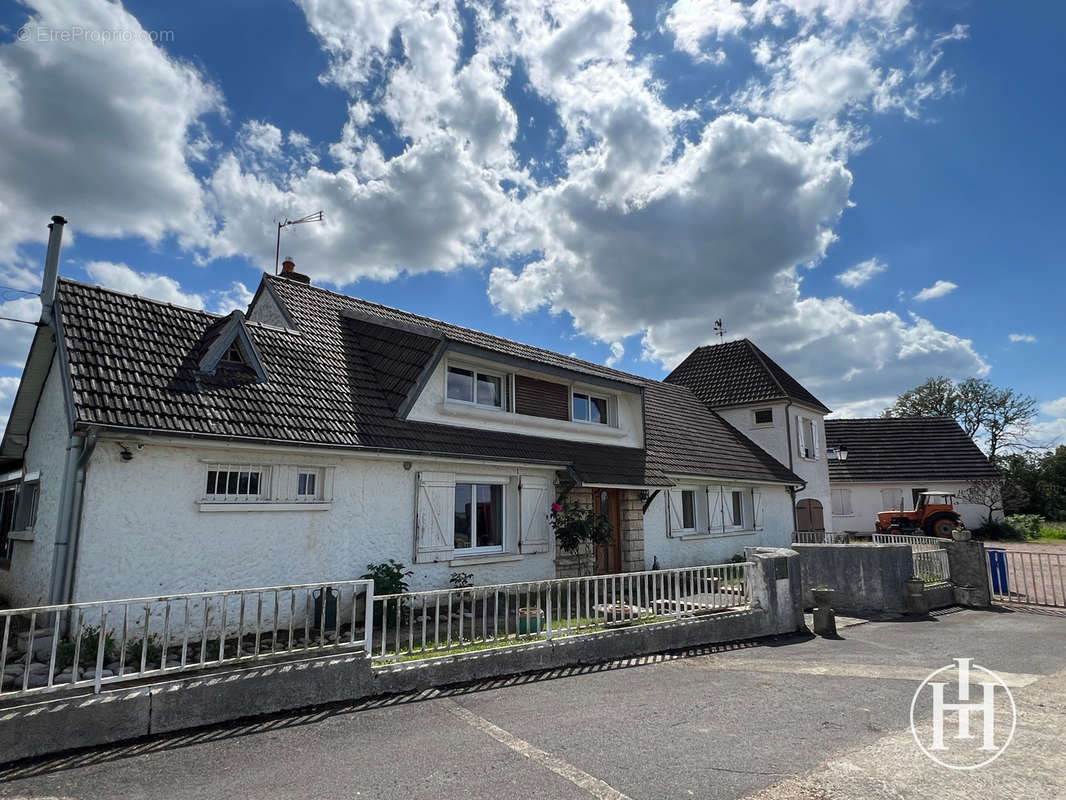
1036,521,1066,543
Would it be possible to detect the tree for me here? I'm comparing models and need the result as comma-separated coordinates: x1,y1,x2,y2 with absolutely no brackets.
884,377,1036,461
956,479,1004,527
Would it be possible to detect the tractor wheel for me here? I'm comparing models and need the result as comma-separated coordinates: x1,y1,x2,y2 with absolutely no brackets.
925,513,959,539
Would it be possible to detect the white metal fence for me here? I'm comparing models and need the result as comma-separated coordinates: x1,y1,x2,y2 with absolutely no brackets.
792,531,851,544
871,533,945,552
371,562,753,662
0,580,373,699
987,549,1066,608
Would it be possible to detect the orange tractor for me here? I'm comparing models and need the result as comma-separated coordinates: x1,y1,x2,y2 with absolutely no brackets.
875,492,961,539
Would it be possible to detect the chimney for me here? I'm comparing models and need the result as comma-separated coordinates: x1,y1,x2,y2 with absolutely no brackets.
40,215,67,325
278,256,310,285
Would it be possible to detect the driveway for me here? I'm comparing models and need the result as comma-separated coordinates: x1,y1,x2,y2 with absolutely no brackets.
1,606,1064,800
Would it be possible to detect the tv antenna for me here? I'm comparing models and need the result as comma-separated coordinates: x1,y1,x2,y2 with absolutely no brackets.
275,211,324,274
714,318,726,340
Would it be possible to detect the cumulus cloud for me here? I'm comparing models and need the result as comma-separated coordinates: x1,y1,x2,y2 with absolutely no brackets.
85,262,205,309
0,0,222,263
836,257,887,288
1041,397,1066,418
1008,333,1037,343
913,279,958,301
0,376,23,437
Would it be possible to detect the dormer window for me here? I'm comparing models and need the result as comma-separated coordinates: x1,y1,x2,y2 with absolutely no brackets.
223,342,245,364
446,365,503,408
572,391,608,424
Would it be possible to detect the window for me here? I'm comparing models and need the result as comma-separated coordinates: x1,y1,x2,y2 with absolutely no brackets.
0,485,17,563
881,488,905,511
831,488,853,516
728,490,744,529
572,392,608,424
681,490,696,530
447,365,503,408
753,408,773,426
205,467,264,500
798,416,818,459
297,471,318,499
222,342,244,364
454,483,504,553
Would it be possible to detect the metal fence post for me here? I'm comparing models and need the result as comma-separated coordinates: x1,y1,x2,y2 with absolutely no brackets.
363,581,375,655
544,583,552,640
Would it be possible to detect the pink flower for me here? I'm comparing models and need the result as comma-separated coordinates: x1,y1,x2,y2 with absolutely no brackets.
551,502,563,513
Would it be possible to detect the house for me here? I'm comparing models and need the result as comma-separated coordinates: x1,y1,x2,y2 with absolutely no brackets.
665,340,834,534
0,220,802,608
825,417,1001,532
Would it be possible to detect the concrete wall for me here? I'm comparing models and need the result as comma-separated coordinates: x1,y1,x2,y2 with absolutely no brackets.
69,437,561,601
406,351,644,449
793,543,913,613
717,402,832,532
642,484,794,570
0,358,72,608
0,547,803,764
830,481,1002,532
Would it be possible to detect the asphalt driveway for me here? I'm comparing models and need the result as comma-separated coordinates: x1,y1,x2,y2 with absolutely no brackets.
1,605,1064,800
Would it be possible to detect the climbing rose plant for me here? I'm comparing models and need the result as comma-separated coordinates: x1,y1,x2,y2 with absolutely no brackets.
550,499,613,556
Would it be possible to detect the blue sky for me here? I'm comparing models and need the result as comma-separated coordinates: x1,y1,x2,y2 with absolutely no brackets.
0,0,1063,442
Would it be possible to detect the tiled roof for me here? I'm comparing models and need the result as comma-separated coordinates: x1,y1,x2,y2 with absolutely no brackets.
664,339,830,414
54,276,800,488
824,417,1000,483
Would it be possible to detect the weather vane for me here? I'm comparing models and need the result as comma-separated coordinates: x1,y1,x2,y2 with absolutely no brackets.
714,318,726,340
274,211,324,274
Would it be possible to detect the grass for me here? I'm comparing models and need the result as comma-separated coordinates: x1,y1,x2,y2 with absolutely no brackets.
1035,521,1066,544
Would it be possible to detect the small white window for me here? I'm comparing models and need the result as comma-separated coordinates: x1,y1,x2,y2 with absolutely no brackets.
573,392,608,424
753,408,773,426
454,483,504,554
831,488,853,516
798,416,819,459
205,466,266,501
680,489,696,530
446,365,503,408
724,488,745,530
297,471,319,499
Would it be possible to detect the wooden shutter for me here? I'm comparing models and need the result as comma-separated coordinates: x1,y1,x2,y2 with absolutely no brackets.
752,489,764,530
519,475,551,553
666,490,684,536
709,487,723,533
414,471,455,563
514,375,570,420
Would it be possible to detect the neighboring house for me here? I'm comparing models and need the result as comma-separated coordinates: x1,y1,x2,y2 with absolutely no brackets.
665,340,834,534
825,417,1002,532
0,231,802,608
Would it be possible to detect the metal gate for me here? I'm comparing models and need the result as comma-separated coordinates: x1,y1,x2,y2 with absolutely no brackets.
986,548,1066,607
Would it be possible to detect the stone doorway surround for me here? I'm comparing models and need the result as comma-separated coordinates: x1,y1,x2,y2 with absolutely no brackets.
555,487,645,578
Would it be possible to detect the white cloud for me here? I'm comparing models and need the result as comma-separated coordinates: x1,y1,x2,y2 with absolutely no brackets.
666,0,749,57
913,280,958,301
0,375,23,437
211,281,255,315
0,0,222,263
1008,333,1037,343
85,262,205,309
605,341,624,367
836,257,887,288
1041,397,1066,418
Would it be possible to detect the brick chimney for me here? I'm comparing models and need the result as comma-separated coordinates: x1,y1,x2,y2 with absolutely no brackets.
279,257,310,285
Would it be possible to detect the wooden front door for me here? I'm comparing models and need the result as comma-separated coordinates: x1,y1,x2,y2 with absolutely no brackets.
795,499,825,532
593,488,622,574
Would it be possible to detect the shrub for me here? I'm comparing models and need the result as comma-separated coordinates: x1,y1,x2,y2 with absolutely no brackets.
972,520,1022,540
361,560,413,596
55,625,115,671
1005,514,1044,541
124,634,164,669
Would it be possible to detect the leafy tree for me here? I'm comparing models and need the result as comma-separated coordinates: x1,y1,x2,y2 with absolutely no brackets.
884,377,1036,461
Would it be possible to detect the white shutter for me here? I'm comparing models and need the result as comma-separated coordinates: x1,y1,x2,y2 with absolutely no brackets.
519,475,551,553
796,415,804,458
723,489,736,527
812,419,820,459
666,490,684,537
752,489,764,530
709,487,723,533
414,471,455,563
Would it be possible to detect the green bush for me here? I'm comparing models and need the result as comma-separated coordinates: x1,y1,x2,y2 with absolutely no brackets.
55,625,115,671
361,560,413,596
1005,514,1044,541
973,520,1022,540
124,634,164,669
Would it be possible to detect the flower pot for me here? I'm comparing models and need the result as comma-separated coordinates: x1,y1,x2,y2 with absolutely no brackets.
812,587,834,608
518,607,543,634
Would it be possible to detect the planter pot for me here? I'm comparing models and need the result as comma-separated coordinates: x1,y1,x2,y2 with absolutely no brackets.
812,588,835,608
518,607,544,635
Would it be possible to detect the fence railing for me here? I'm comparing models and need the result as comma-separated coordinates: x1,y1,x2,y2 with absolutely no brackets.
370,562,753,663
0,580,373,699
987,549,1066,608
912,548,951,585
792,531,850,544
871,533,944,552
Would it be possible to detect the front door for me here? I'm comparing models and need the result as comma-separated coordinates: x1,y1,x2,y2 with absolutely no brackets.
593,488,622,574
795,499,825,532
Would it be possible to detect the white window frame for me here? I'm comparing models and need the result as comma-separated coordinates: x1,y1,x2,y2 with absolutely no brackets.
881,488,905,511
453,478,507,557
200,463,335,510
679,488,698,533
296,469,321,500
724,487,746,531
445,361,507,410
831,488,853,516
751,408,774,428
797,415,819,460
571,388,611,425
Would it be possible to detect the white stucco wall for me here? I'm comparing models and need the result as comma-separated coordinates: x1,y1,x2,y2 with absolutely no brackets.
0,357,71,608
407,353,644,449
642,483,794,569
716,402,832,531
70,438,562,603
830,482,1003,532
